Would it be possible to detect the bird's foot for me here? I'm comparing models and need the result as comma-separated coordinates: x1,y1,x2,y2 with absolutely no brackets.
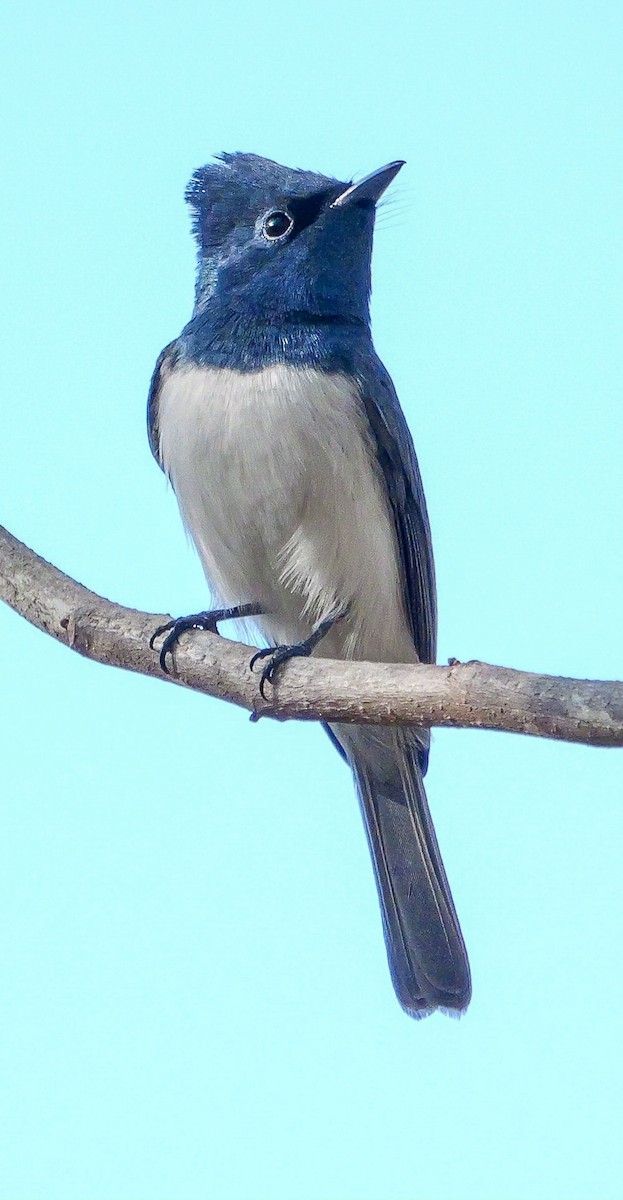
150,602,262,674
250,614,341,700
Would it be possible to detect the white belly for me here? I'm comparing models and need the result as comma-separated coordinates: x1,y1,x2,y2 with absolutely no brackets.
157,363,416,663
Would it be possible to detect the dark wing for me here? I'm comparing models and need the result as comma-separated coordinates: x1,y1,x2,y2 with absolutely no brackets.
355,352,437,667
147,340,180,468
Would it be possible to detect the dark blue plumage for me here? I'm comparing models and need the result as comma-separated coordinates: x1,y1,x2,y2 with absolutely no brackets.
187,154,372,321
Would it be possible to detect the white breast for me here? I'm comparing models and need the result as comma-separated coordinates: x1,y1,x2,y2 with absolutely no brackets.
157,363,416,663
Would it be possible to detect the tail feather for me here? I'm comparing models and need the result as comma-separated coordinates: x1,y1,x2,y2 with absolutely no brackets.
333,724,471,1016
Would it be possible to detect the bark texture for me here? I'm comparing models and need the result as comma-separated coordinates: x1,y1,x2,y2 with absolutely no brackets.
2,524,623,747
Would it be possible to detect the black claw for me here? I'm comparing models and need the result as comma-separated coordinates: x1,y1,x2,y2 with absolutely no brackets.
150,603,264,674
250,642,314,700
149,618,177,651
157,627,185,674
149,610,223,673
249,615,342,699
249,647,270,668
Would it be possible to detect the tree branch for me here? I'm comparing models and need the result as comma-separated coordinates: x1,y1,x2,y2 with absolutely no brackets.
2,523,623,747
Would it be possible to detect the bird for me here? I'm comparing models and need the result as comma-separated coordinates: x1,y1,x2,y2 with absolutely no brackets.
147,152,471,1017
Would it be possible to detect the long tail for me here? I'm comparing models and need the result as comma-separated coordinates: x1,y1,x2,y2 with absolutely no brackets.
333,724,471,1017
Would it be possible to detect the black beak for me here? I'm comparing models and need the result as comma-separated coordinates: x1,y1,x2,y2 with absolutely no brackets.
330,160,405,209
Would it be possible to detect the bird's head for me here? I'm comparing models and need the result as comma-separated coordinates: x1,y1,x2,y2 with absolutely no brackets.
185,152,403,329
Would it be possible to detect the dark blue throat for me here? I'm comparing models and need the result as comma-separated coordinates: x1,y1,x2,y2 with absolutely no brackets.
177,303,373,373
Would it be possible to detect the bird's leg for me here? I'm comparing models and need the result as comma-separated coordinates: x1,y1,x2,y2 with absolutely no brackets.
250,612,345,700
150,602,264,674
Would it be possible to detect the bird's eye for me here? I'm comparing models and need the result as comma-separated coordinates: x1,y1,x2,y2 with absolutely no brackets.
262,210,294,240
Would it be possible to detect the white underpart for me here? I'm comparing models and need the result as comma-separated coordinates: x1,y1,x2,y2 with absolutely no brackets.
157,363,417,664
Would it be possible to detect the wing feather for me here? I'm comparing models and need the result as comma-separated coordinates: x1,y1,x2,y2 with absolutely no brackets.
355,354,437,668
147,340,180,468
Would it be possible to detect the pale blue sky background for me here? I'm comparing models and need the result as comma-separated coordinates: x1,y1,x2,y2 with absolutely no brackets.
2,3,622,1198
